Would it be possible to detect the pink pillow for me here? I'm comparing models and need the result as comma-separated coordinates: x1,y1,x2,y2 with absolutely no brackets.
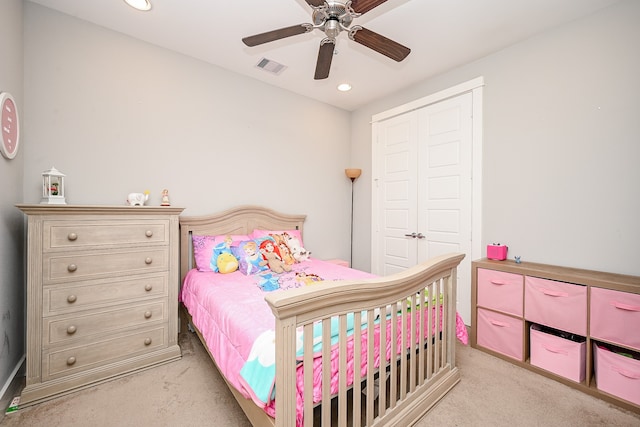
192,234,249,272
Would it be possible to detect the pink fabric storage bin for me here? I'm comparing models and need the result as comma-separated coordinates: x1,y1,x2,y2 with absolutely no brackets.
477,308,523,361
590,287,640,351
530,324,586,383
477,269,523,316
593,344,640,406
524,277,587,336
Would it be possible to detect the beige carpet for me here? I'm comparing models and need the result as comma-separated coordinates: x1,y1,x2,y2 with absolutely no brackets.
2,331,639,427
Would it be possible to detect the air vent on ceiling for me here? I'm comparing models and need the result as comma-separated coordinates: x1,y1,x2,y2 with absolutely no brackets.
255,58,287,75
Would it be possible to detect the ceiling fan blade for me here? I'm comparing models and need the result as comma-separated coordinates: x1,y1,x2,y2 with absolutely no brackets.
351,0,390,14
242,24,312,47
314,39,335,80
350,26,410,62
305,0,325,6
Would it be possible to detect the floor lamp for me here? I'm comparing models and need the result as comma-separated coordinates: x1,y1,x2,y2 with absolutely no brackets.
345,168,362,267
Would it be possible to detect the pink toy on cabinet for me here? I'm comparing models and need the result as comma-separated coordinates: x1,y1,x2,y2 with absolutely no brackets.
487,243,508,260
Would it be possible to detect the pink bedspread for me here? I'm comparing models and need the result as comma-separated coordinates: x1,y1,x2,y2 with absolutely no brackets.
180,260,376,399
180,258,469,421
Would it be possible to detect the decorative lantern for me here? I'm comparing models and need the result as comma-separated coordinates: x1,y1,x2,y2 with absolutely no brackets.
41,166,66,204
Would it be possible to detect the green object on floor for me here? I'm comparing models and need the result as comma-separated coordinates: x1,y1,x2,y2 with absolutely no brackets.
5,396,19,414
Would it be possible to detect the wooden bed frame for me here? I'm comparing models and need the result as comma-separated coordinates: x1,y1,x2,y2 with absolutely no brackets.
179,206,465,427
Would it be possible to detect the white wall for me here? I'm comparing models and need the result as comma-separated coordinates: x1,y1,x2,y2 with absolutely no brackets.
23,3,354,261
0,0,25,406
351,0,640,279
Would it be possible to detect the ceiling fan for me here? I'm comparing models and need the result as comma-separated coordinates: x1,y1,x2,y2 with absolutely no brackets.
242,0,411,80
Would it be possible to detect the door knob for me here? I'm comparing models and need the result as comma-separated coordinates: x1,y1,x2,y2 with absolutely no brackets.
416,233,426,239
404,232,417,238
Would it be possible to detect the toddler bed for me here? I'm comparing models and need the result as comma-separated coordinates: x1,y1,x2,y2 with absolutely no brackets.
179,206,466,427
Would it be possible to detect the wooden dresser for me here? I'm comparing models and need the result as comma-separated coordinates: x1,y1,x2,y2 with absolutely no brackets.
16,204,184,406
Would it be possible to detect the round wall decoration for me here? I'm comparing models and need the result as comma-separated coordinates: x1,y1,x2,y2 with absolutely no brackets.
1,91,20,159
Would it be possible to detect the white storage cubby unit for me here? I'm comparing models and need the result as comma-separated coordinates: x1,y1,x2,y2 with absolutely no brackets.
471,258,640,413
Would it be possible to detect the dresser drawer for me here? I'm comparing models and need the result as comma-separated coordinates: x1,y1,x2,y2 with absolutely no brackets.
44,301,166,346
591,288,640,351
43,274,167,316
525,277,587,336
477,268,524,316
477,308,524,361
43,326,167,381
43,248,169,283
44,219,169,250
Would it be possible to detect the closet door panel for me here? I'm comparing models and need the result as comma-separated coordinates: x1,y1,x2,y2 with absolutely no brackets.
417,93,473,322
374,112,418,275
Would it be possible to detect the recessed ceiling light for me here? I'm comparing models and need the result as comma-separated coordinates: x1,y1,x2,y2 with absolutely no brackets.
124,0,152,11
337,83,352,92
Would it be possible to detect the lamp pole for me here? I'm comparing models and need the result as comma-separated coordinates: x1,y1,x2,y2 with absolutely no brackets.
349,176,355,267
345,168,362,267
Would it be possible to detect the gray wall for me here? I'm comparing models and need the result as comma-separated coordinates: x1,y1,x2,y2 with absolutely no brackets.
350,0,640,277
0,0,25,402
23,3,354,261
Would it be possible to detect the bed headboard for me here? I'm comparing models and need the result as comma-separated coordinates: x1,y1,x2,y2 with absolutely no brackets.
179,205,306,283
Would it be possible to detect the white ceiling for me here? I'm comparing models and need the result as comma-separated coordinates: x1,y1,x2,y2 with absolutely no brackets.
27,0,621,111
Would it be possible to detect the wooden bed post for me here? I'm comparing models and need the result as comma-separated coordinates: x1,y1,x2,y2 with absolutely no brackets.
273,316,298,427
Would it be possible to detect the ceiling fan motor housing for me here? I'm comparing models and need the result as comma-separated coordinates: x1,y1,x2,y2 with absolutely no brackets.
313,1,356,38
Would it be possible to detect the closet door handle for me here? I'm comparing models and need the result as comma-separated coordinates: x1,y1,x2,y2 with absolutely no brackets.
403,232,426,239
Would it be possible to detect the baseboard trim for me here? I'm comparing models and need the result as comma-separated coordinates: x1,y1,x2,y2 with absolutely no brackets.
0,355,26,420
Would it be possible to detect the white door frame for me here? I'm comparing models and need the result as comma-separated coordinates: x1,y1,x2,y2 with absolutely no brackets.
371,76,484,275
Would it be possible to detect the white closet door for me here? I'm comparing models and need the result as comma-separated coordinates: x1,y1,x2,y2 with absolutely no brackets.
373,111,418,275
372,91,473,320
417,93,473,321
417,93,472,260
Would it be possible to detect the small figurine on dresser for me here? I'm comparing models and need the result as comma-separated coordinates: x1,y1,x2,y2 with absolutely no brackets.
161,189,171,206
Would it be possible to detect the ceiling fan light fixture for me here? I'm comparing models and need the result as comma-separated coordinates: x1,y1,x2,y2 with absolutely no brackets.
324,19,341,39
124,0,152,12
337,83,352,92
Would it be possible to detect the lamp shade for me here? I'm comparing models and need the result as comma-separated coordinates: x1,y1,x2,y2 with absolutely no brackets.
345,168,362,180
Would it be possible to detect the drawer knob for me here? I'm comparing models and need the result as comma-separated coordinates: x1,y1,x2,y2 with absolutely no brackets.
144,284,153,292
67,294,77,303
145,257,153,265
67,264,78,272
66,356,76,366
66,325,77,335
144,310,152,319
144,338,152,346
145,230,153,237
67,232,78,241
